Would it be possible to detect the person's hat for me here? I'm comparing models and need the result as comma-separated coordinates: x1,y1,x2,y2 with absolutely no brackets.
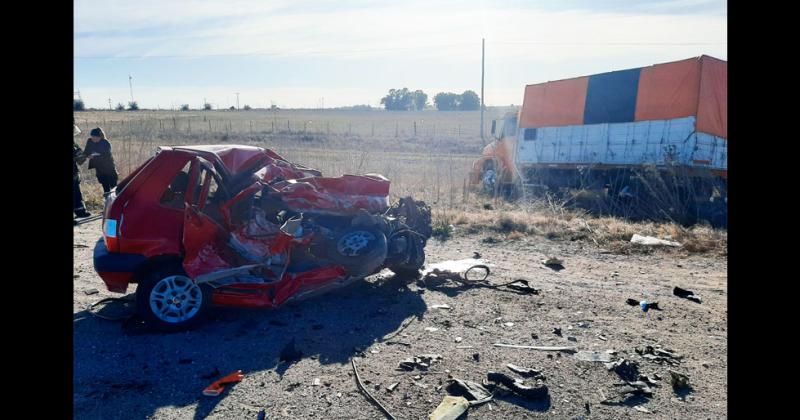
89,127,106,138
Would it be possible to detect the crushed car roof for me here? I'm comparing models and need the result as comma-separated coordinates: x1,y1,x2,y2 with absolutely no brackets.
169,144,278,177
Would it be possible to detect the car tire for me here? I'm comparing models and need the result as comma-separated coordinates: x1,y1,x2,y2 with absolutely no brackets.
322,227,388,277
135,263,211,332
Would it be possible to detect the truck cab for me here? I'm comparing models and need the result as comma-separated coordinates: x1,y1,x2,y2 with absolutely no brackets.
469,111,521,195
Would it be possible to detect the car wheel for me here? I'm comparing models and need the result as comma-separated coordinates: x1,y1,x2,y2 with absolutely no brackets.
136,264,211,332
326,227,387,277
388,234,426,279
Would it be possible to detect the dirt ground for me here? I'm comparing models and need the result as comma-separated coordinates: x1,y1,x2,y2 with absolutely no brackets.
74,219,727,419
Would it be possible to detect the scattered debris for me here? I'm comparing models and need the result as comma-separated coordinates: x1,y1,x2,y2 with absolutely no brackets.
506,364,545,379
626,299,661,311
446,378,493,405
575,350,614,363
84,288,99,295
505,279,540,294
487,372,549,400
636,345,682,365
493,343,577,353
202,370,244,397
430,304,451,310
398,354,443,371
472,353,480,362
638,374,661,387
604,359,640,381
312,378,321,386
673,287,702,303
668,369,692,391
256,409,266,420
567,336,577,342
352,358,397,420
424,327,440,332
503,322,515,328
386,382,399,392
472,252,481,259
553,327,562,336
541,257,563,266
630,234,681,247
454,337,463,343
613,380,653,397
633,405,651,413
429,396,469,420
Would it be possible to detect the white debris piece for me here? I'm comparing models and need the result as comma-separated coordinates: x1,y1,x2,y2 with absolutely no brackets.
630,234,681,247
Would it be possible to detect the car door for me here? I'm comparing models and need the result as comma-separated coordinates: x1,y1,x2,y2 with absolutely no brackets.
181,158,232,279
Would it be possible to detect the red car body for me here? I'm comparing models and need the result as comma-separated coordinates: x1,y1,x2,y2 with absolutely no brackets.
94,145,429,315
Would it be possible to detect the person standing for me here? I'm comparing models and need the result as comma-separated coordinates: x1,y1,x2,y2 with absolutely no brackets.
73,124,91,219
84,127,119,197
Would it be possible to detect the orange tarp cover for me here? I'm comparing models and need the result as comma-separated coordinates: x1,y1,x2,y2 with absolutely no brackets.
696,56,727,139
635,57,701,122
519,77,588,128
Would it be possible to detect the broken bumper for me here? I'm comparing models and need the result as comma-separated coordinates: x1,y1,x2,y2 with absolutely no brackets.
93,238,146,293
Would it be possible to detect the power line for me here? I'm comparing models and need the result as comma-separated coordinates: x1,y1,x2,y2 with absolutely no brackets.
73,41,726,60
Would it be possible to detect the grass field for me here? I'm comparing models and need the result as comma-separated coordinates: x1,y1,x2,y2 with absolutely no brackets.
74,109,726,254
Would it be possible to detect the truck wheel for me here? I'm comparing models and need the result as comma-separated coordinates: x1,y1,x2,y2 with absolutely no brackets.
135,263,211,332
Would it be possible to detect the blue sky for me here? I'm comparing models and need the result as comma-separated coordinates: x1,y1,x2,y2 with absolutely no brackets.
74,0,726,109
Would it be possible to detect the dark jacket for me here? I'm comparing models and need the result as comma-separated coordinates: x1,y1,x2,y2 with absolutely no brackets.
84,138,118,177
73,141,86,181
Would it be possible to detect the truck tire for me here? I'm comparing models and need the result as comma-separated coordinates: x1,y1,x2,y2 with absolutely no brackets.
135,263,211,332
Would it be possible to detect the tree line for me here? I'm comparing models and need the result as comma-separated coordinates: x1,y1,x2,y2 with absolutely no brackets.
381,88,481,111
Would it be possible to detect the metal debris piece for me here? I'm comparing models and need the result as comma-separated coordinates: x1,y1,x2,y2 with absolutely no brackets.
429,396,469,420
506,364,545,379
634,405,651,413
636,345,682,365
604,359,640,381
454,337,463,343
668,369,692,390
430,304,451,310
541,257,563,266
487,372,549,400
553,327,562,336
493,343,577,353
673,287,702,303
84,288,99,295
398,354,443,371
424,327,440,332
614,380,653,397
446,378,493,406
575,350,614,363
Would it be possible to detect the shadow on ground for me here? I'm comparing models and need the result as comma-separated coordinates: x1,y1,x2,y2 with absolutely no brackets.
73,273,426,420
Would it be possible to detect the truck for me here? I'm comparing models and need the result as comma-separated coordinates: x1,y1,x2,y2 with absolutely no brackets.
469,55,727,225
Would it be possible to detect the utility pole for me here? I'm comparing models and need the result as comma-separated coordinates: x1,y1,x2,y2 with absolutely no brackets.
235,92,240,110
108,98,112,111
129,75,134,103
480,38,485,141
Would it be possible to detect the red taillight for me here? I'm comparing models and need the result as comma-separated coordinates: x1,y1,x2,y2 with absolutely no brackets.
103,218,120,253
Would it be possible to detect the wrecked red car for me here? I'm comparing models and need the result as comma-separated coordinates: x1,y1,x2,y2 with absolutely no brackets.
93,145,431,330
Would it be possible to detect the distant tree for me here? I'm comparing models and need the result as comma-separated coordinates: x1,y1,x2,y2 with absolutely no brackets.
115,103,125,111
381,88,414,111
270,104,279,110
433,92,460,111
203,102,213,110
127,101,139,111
412,90,428,110
243,104,252,110
180,104,190,111
73,99,85,111
459,90,481,110
229,106,236,110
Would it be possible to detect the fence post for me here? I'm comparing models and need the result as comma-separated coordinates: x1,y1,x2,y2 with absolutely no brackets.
188,119,191,133
371,124,374,137
414,121,417,136
395,122,398,138
287,120,291,133
250,120,253,134
208,120,212,132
